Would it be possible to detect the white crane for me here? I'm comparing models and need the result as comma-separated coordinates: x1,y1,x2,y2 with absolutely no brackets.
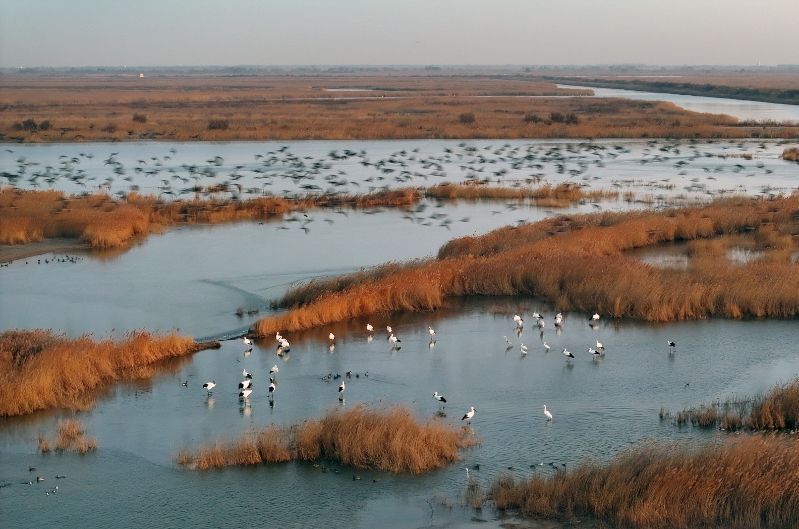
544,404,553,421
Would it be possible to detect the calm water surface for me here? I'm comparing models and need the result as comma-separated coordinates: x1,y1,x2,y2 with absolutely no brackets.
559,84,799,123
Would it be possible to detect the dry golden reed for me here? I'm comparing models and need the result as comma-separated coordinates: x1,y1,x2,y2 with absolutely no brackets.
423,182,618,208
0,188,420,250
4,73,792,142
36,419,98,454
784,147,799,162
0,329,216,416
488,435,799,529
253,194,799,335
177,406,476,474
670,379,799,431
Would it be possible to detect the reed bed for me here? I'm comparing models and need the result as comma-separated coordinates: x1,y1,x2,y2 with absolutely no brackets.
0,188,420,249
0,329,218,416
37,419,97,454
252,194,799,335
784,147,799,162
488,435,799,529
423,182,618,207
177,406,476,474
665,379,799,431
4,74,795,142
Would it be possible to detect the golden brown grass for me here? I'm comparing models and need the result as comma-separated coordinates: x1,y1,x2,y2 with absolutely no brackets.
177,406,477,474
0,329,218,416
253,194,799,335
784,147,799,162
36,419,97,454
0,187,420,249
424,183,618,208
669,379,799,432
2,74,795,141
488,435,799,529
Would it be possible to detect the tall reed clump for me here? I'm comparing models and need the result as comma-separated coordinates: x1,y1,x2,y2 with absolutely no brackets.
487,435,799,529
665,379,799,432
177,406,477,474
252,194,799,335
0,188,421,250
37,419,97,454
0,329,218,416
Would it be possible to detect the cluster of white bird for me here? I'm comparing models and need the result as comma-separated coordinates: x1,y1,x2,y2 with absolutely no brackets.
198,313,677,426
201,336,280,406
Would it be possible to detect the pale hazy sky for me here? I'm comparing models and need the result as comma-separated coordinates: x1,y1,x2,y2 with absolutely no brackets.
1,0,796,67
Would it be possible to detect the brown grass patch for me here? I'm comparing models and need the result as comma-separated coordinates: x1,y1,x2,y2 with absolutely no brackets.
424,183,618,208
0,187,420,249
36,419,97,454
666,379,799,432
2,73,795,142
177,406,477,474
784,147,799,162
252,194,799,335
0,329,218,416
488,435,799,529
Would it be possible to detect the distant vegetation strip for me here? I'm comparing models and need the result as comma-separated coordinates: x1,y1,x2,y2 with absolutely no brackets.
0,185,613,252
252,194,799,334
3,75,798,142
486,435,799,529
543,76,799,106
176,406,477,474
661,378,799,431
0,329,219,416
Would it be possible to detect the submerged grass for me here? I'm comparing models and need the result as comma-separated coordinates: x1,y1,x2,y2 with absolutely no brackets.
253,194,799,334
487,435,799,529
37,419,97,454
0,329,218,416
177,406,477,474
664,378,799,431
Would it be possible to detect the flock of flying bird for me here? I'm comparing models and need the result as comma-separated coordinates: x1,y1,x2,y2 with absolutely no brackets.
1,139,788,237
191,311,679,427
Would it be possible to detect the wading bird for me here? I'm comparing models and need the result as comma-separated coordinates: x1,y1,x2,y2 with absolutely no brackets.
461,406,476,424
544,404,553,421
202,380,216,395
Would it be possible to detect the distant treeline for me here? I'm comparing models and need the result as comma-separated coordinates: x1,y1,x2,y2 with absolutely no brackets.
544,77,799,106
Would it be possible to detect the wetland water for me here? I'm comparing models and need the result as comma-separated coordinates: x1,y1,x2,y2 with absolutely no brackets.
1,136,799,528
559,84,799,123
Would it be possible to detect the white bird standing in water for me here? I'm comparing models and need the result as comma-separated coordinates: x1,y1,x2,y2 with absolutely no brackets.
366,323,374,333
243,336,252,347
388,333,401,349
428,326,436,341
202,380,216,395
544,404,553,421
269,364,278,381
386,325,393,335
338,381,346,401
520,343,528,355
596,340,604,351
242,368,252,379
268,382,276,398
543,341,551,352
668,340,676,352
562,348,575,360
461,406,476,424
591,313,600,322
433,391,447,406
328,332,335,342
